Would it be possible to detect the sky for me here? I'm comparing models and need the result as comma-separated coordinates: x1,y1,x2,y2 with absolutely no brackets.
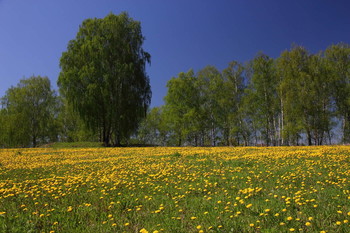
1,0,350,107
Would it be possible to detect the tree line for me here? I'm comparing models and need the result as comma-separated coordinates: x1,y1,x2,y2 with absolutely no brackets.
0,13,349,148
0,12,151,148
138,43,350,146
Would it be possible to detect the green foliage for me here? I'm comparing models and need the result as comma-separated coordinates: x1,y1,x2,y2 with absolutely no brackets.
56,97,97,143
325,43,350,143
0,76,59,148
58,12,151,146
153,43,350,146
278,46,334,145
138,107,169,146
244,53,279,146
221,61,246,146
41,142,103,148
163,70,200,146
2,39,350,147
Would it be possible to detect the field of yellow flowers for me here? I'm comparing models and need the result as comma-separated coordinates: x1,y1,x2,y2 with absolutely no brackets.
0,146,349,232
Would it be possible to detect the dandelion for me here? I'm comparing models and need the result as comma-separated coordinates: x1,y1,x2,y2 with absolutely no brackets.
67,206,73,212
246,203,252,208
305,222,311,226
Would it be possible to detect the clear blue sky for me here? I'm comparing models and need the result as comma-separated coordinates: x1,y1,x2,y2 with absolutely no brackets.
1,0,350,107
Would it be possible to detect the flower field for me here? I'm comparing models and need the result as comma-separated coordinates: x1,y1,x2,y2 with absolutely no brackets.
0,146,349,233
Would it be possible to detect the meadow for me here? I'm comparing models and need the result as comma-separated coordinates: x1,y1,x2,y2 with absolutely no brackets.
0,146,349,233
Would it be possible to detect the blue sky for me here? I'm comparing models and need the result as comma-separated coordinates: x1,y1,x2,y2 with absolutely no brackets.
1,0,350,107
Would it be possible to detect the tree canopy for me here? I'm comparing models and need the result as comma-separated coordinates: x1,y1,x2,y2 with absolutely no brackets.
1,12,350,148
0,76,59,147
139,43,350,146
58,12,151,146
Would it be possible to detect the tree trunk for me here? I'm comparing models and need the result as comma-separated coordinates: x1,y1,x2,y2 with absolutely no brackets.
32,135,37,148
307,130,312,146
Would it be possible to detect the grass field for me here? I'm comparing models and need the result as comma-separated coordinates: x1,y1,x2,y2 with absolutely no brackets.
0,146,349,233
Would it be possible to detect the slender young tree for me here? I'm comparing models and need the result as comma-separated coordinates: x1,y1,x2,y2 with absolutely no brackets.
196,66,223,146
244,53,279,146
325,43,350,143
163,70,200,146
221,61,246,145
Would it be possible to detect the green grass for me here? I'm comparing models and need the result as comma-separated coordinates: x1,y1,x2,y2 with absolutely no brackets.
0,146,349,232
